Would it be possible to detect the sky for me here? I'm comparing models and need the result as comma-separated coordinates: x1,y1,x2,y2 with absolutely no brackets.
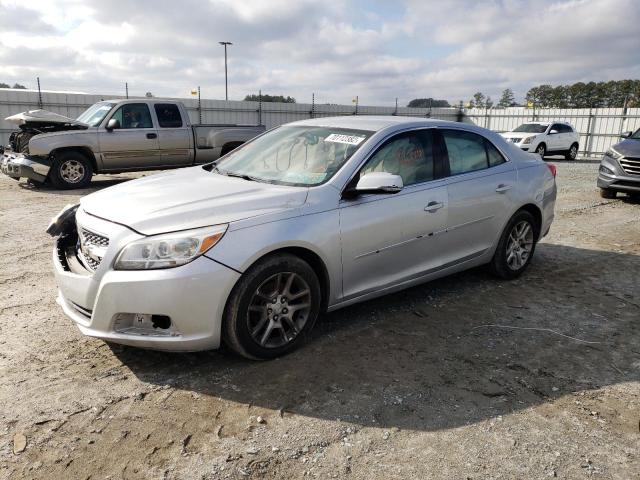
0,0,639,106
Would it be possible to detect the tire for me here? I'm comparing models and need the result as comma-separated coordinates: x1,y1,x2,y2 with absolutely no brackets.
49,151,93,189
222,253,322,360
599,188,616,199
565,143,579,160
535,143,546,158
490,210,538,280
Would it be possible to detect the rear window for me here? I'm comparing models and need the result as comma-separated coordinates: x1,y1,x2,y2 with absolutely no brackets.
154,104,183,128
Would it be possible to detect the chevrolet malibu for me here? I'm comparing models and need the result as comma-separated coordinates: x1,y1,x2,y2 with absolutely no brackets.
49,116,557,359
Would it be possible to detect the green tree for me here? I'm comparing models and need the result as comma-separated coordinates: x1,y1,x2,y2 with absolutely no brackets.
0,82,10,88
472,92,486,108
485,96,494,108
497,88,515,108
244,93,296,103
406,98,450,108
12,83,26,89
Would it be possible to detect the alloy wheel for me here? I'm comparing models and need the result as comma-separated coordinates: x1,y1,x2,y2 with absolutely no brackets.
59,160,85,184
569,145,578,159
506,220,534,271
536,145,545,157
247,272,311,348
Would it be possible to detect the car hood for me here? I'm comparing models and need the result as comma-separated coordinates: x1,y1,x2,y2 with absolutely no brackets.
81,167,309,235
612,138,640,157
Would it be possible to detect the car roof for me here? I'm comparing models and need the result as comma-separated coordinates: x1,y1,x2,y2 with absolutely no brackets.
286,115,470,133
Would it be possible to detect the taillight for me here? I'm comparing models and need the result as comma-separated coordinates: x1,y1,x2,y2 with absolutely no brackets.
547,163,557,178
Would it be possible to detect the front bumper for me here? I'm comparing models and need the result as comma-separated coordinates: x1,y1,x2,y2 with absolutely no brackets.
597,156,640,193
0,152,50,182
53,210,241,351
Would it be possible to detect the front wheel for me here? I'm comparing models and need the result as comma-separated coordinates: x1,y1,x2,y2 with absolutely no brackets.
490,211,538,280
222,253,321,360
535,143,546,158
49,151,93,189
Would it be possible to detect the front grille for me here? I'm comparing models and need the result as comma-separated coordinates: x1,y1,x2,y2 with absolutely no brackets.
619,156,640,176
78,227,109,271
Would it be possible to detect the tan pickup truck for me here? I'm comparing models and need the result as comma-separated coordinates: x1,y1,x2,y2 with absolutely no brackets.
0,98,265,188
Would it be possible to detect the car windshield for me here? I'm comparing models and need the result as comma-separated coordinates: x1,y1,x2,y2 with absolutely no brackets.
513,123,548,133
630,128,640,140
215,126,373,186
76,102,116,127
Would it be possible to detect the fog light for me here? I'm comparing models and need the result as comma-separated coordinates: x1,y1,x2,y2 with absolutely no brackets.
113,313,179,337
599,165,614,175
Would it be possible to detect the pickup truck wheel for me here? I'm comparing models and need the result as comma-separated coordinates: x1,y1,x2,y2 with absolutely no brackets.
535,143,546,158
599,188,616,199
222,253,321,360
490,210,538,280
50,152,93,189
565,143,579,160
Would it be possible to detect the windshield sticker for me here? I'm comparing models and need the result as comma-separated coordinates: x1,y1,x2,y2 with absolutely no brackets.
325,133,366,145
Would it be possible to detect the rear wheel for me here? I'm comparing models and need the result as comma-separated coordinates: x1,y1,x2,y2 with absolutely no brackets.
535,143,546,158
565,143,579,160
49,151,93,189
222,253,321,360
599,188,616,199
490,210,538,280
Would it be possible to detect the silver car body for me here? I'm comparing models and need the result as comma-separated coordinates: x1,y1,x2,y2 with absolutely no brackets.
53,116,557,351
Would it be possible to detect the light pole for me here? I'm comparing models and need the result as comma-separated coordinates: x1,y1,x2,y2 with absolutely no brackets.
219,41,232,101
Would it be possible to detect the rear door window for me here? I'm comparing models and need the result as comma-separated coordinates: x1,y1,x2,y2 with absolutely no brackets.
154,104,183,128
440,129,507,174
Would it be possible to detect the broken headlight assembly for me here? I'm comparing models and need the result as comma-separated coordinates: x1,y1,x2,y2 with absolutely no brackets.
114,224,228,270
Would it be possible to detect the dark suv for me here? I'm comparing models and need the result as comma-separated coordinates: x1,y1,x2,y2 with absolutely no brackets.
598,128,640,199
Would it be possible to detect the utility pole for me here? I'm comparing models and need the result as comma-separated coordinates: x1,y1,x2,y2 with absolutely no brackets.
36,77,43,109
219,41,232,101
125,82,129,99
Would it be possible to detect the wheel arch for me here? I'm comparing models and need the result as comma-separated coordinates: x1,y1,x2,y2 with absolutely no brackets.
517,203,542,239
236,245,331,313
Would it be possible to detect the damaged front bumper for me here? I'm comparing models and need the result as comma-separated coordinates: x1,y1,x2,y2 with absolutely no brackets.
0,151,51,182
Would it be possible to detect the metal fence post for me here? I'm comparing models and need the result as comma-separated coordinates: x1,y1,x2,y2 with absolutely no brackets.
37,77,43,109
311,92,315,119
258,90,262,125
125,82,129,99
197,86,202,125
585,106,595,158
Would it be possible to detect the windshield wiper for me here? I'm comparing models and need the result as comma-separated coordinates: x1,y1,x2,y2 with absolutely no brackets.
222,170,260,182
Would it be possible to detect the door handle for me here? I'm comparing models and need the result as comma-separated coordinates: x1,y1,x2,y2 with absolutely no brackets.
146,133,157,139
495,183,513,193
424,201,444,213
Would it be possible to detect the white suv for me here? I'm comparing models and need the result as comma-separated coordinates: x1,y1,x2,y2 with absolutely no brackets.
501,122,580,160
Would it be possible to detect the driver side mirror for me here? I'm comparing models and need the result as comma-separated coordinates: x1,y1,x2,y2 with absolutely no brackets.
345,172,404,198
620,131,632,138
549,129,559,135
106,118,121,131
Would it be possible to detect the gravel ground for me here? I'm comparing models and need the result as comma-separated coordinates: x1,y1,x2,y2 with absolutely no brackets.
0,159,639,479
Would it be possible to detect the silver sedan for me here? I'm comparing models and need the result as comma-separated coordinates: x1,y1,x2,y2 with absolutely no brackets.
50,116,557,359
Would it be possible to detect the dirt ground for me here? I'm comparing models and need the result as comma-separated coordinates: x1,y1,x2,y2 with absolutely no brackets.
0,159,638,479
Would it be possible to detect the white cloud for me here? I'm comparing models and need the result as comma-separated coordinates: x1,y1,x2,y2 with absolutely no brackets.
0,0,637,105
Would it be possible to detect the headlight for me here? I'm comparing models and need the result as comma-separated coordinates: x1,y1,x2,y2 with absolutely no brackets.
114,224,228,270
599,165,614,175
604,148,622,160
522,136,536,144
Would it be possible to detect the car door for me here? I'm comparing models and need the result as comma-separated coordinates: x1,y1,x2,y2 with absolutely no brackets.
436,129,517,266
339,129,448,301
547,123,564,152
153,103,194,166
98,103,161,170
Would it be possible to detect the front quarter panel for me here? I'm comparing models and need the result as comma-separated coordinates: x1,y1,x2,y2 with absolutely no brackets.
206,189,343,305
29,129,99,157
